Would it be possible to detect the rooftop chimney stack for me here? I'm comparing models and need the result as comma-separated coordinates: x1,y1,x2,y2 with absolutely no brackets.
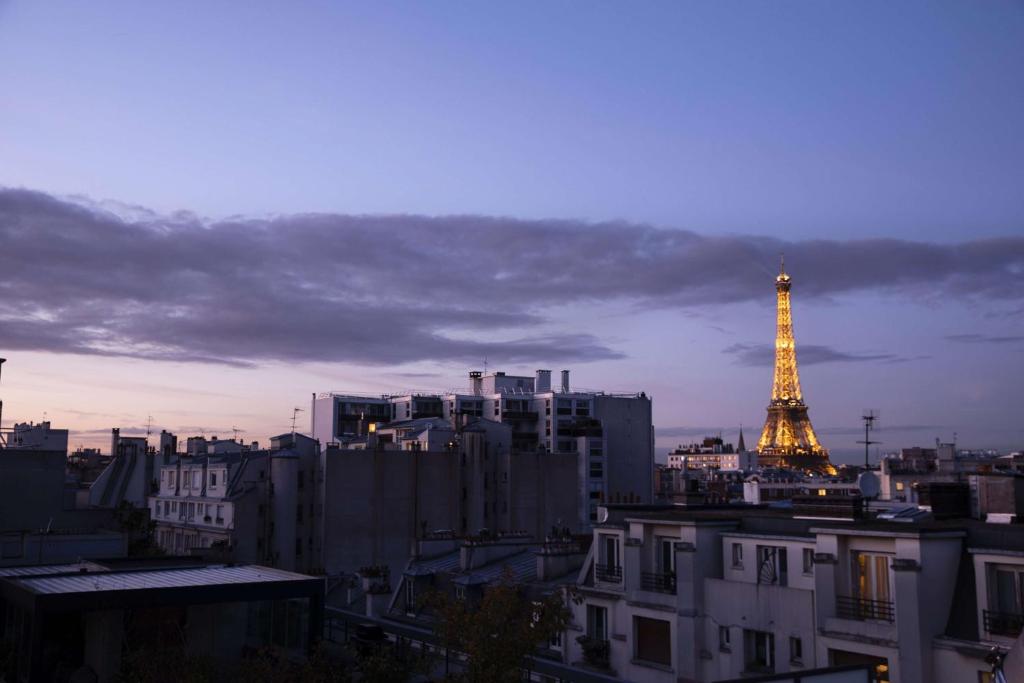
561,370,570,393
469,371,483,396
536,369,552,393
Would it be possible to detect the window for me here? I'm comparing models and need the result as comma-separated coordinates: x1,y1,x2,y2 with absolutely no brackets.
718,625,731,652
634,617,671,666
598,532,618,577
744,630,774,673
895,482,904,492
803,548,815,575
586,604,608,641
731,542,743,568
210,472,217,486
193,471,200,488
298,471,305,489
216,504,224,523
589,460,604,479
852,552,891,603
295,538,302,556
757,546,788,586
296,504,303,523
789,636,803,664
989,564,1024,624
657,537,675,575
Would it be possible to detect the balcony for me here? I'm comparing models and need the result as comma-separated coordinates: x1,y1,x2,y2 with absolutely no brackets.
640,571,676,594
984,609,1024,637
502,410,539,421
836,595,895,623
595,563,622,583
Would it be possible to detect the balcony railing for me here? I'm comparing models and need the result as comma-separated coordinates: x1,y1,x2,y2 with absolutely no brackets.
641,571,676,594
595,563,622,583
984,609,1024,637
836,595,895,623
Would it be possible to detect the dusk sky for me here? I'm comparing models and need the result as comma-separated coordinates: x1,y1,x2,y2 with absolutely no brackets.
0,1,1021,462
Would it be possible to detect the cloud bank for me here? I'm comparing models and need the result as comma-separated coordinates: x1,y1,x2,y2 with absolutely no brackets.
1,188,1022,367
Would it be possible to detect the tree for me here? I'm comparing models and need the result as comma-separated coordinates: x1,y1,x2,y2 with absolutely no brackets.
428,568,572,683
112,500,163,557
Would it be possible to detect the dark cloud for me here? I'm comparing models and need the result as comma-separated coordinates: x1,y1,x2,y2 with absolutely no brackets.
721,343,911,367
1,188,1022,367
945,334,1024,345
655,426,743,438
816,424,943,437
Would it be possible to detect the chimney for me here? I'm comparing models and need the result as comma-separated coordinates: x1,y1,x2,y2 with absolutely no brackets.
535,369,552,393
469,371,483,396
111,428,120,458
560,370,570,393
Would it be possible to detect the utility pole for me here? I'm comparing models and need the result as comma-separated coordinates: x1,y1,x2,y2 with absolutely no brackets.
857,410,880,469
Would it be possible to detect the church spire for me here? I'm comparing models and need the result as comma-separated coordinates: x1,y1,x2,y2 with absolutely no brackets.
737,426,746,452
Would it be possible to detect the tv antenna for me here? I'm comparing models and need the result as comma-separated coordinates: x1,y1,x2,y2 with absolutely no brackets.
857,410,880,468
291,407,304,435
232,426,241,442
146,415,153,439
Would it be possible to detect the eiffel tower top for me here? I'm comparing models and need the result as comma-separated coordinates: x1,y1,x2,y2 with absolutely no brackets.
776,253,791,286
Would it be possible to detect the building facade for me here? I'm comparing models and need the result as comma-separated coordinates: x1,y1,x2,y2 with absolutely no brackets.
311,368,655,524
148,433,320,573
559,504,1020,683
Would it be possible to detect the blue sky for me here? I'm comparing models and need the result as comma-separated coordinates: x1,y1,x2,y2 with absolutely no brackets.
0,1,1021,460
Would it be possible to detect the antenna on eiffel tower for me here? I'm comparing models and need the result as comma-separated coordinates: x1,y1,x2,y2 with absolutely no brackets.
857,410,880,468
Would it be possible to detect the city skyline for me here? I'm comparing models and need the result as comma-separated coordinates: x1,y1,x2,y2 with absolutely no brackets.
1,1,1022,461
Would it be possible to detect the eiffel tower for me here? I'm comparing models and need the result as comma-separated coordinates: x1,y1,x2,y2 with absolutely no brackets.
757,258,835,474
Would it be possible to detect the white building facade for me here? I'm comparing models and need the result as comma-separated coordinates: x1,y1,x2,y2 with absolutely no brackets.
558,504,1017,683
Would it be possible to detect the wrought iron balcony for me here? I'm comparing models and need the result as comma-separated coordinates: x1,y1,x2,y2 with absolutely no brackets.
595,563,622,583
836,595,895,623
984,609,1024,637
641,571,676,594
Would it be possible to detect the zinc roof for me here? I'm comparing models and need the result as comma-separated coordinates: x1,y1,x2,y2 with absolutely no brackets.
6,564,312,596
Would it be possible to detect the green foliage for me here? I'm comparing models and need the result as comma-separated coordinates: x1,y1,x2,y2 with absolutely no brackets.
427,568,571,683
112,500,163,557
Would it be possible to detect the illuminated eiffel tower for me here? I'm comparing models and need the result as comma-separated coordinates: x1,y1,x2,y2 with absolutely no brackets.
757,258,835,474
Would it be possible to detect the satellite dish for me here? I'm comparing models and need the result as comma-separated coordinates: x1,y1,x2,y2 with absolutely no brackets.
596,506,610,524
858,471,880,499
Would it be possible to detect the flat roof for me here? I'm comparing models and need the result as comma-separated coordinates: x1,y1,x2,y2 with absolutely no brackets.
8,564,312,596
0,562,323,613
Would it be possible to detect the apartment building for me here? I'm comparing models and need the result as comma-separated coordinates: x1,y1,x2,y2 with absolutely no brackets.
148,432,320,573
559,503,1022,683
312,368,655,525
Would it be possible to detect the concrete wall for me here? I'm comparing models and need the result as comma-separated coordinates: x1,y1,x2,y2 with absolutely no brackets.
322,448,461,579
0,449,73,529
594,395,654,504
